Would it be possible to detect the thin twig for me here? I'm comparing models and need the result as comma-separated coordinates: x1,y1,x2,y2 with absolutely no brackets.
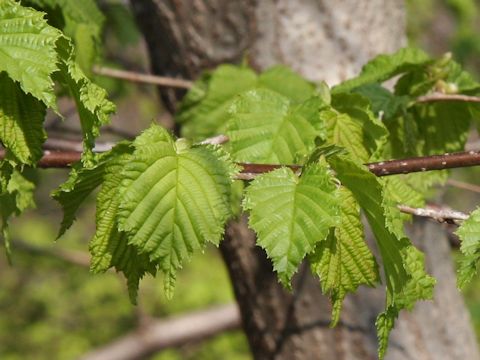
199,134,230,146
397,204,469,225
79,304,241,360
7,148,480,177
366,150,480,176
446,178,480,194
416,93,480,104
93,66,193,89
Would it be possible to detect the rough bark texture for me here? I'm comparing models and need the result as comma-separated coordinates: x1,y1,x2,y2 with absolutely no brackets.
130,1,480,359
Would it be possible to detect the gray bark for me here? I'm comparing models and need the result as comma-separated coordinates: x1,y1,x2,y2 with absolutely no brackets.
130,1,480,359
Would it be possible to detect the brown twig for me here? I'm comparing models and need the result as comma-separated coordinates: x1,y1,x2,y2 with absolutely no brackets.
416,93,480,104
7,148,480,178
79,304,241,360
366,150,480,176
93,66,193,89
397,204,469,225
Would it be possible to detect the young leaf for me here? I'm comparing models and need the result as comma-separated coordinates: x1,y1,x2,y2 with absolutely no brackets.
413,102,471,155
177,65,258,139
52,143,131,238
258,65,316,103
0,0,61,108
243,162,340,287
23,0,105,72
117,125,237,297
328,154,435,358
332,47,430,94
0,73,46,165
456,208,480,289
55,37,116,163
0,167,36,260
89,150,132,273
176,64,316,140
89,147,157,303
382,176,425,211
309,188,379,325
227,89,325,164
353,83,409,120
321,93,387,162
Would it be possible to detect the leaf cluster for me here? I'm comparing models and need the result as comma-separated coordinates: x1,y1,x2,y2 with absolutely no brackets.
4,2,480,359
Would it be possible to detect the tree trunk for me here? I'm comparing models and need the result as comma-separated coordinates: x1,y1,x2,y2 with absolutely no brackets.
130,1,480,359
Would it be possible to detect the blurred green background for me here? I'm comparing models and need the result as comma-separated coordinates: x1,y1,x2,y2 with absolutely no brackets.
1,1,480,359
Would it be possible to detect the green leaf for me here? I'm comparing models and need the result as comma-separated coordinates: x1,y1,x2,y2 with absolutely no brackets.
413,102,471,155
243,162,340,287
52,143,131,238
309,188,379,325
23,0,105,72
55,37,116,163
333,47,430,94
456,207,480,288
0,167,35,261
321,93,387,162
117,125,236,297
382,175,425,211
328,154,435,359
89,149,132,273
0,0,61,107
353,83,409,120
106,229,157,303
103,3,141,45
88,146,157,303
59,0,104,72
177,64,317,140
0,73,46,165
258,65,316,103
226,89,325,164
177,65,258,139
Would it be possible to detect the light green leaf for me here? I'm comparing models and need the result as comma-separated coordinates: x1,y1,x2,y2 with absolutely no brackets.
117,125,236,297
0,167,35,261
353,83,409,120
177,65,258,139
108,229,158,303
243,162,340,287
88,146,157,303
227,89,325,164
0,0,61,108
328,154,435,359
177,64,317,140
0,73,46,165
414,102,471,155
23,0,105,72
89,150,132,273
309,188,379,325
333,47,430,94
258,65,316,103
55,37,116,163
321,93,388,162
382,176,425,213
456,208,480,288
52,143,131,238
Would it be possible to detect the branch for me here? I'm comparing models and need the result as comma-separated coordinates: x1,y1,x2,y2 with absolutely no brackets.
8,148,480,178
397,204,469,225
93,66,193,89
79,303,241,360
416,93,480,104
